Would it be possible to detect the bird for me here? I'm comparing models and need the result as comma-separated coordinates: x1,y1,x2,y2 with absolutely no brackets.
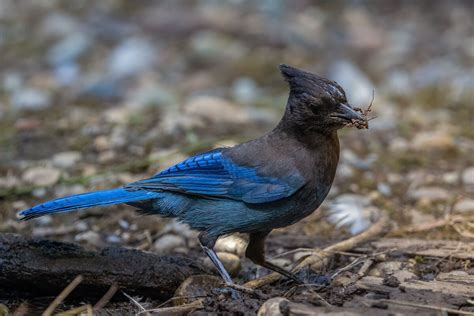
18,64,368,291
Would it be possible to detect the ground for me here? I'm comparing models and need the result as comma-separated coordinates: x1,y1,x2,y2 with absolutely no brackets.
0,0,473,315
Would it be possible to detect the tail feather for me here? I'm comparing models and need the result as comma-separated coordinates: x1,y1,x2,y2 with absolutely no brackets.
17,188,158,220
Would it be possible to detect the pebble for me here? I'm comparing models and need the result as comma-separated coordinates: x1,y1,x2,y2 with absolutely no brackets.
183,96,252,126
203,252,241,277
75,231,102,247
0,175,20,189
11,88,51,110
442,171,459,184
22,166,61,186
377,183,391,196
47,32,91,66
52,151,82,169
369,261,403,277
162,220,197,239
411,131,455,151
153,234,186,253
462,167,474,185
232,77,260,104
257,297,290,316
393,270,417,282
108,37,156,79
214,235,247,256
408,187,450,202
454,198,474,213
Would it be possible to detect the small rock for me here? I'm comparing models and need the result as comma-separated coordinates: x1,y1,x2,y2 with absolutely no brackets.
462,167,474,185
162,220,197,239
11,88,51,110
257,297,290,316
75,231,102,247
232,77,260,104
389,137,409,152
153,234,186,253
106,234,122,244
183,96,252,126
442,171,459,184
52,151,82,169
23,166,61,186
215,235,247,256
174,275,222,305
369,261,404,277
392,270,417,282
0,175,20,189
341,149,377,170
204,252,241,277
411,131,455,151
108,37,156,79
454,198,474,213
47,32,91,66
377,183,391,196
34,215,53,226
408,187,450,202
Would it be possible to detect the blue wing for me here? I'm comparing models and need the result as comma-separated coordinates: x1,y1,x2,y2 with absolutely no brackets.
125,149,305,204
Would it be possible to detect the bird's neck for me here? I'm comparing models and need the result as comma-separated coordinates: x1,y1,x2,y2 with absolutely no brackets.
273,115,339,150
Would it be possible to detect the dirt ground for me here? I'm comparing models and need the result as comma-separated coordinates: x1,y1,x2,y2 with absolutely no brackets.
0,0,473,315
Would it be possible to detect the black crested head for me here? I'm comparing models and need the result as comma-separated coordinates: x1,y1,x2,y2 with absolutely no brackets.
278,64,367,134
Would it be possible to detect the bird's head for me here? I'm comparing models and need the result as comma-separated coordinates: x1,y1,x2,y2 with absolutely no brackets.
279,64,368,133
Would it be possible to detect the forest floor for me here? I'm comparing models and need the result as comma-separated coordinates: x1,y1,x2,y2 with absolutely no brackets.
0,1,473,315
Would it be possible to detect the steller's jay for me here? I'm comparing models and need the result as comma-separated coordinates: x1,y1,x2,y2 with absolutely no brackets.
18,64,368,289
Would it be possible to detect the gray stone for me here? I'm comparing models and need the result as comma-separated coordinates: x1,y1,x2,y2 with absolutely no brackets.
153,234,186,253
11,88,51,110
454,199,474,213
462,167,474,185
47,32,91,66
408,187,450,202
232,77,260,104
23,166,61,187
108,37,156,79
258,297,291,316
52,151,82,169
75,231,102,247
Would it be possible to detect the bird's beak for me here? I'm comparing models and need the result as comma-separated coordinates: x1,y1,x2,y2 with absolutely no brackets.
338,103,366,122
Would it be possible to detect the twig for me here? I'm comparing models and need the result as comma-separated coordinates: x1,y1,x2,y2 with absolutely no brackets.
56,304,92,316
374,299,474,315
42,275,83,316
245,212,390,289
330,256,366,280
138,300,204,315
93,283,119,312
122,291,148,315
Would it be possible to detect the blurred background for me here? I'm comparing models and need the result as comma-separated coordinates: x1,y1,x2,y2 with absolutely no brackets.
0,0,473,253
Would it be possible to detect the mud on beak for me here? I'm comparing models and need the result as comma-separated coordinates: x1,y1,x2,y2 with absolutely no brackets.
332,103,368,129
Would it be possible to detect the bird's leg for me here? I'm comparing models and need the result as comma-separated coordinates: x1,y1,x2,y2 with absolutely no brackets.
246,231,302,284
198,232,241,298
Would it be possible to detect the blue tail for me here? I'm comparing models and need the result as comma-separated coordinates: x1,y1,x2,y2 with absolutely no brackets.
17,188,158,220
